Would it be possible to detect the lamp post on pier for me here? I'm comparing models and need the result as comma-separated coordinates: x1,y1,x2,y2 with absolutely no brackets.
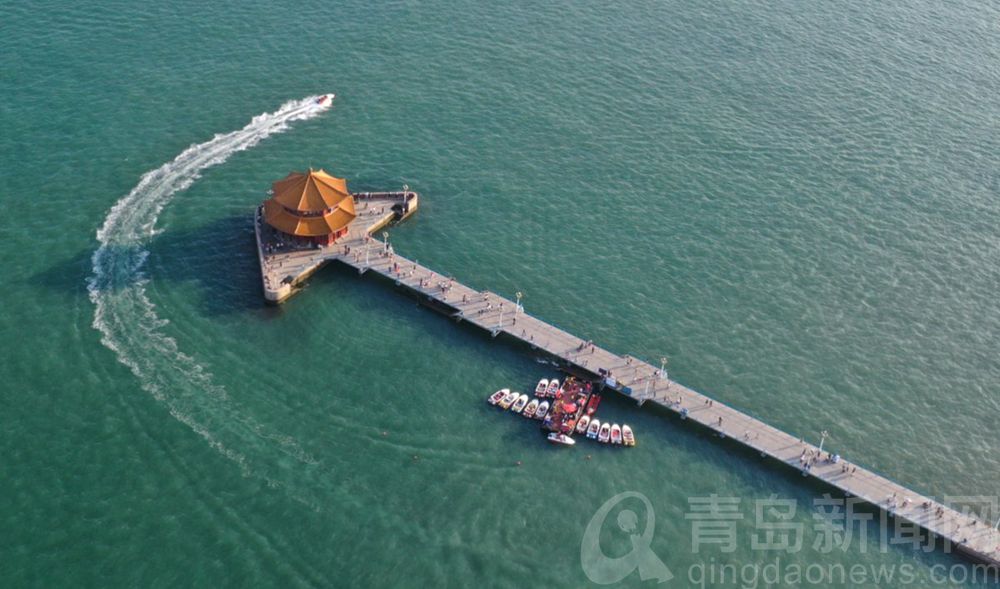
515,291,523,314
660,356,669,390
818,430,829,455
383,231,390,255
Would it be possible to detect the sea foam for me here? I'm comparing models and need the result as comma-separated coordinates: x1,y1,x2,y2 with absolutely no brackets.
88,96,326,493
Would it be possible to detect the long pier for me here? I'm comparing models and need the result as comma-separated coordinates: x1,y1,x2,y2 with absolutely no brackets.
255,193,1000,566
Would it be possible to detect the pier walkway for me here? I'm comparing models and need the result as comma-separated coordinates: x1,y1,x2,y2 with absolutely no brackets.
254,196,1000,566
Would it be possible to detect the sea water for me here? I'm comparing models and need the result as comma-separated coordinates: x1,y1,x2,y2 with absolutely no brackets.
2,0,999,586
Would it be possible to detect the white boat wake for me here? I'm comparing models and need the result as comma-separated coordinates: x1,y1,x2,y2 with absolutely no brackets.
88,96,329,498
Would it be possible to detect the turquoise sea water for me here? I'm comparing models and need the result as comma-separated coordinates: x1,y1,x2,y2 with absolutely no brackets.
2,0,1000,586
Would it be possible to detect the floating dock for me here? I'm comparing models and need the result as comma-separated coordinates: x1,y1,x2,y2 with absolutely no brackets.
254,191,1000,566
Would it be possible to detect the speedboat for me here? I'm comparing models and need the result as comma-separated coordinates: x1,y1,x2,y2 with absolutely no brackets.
611,424,623,445
586,419,601,439
316,93,335,107
622,425,635,447
488,388,509,406
575,415,591,434
511,394,529,413
545,379,560,397
547,432,576,446
523,398,540,418
598,422,611,443
534,379,549,397
498,390,518,409
586,394,601,415
535,401,550,420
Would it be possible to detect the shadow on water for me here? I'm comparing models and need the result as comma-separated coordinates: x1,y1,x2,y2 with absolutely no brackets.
33,215,284,318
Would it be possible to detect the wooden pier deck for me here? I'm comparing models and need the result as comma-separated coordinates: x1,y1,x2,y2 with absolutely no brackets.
255,199,1000,566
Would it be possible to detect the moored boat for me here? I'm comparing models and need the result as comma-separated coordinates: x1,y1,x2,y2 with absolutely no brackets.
511,394,529,413
523,398,540,418
488,388,509,405
586,394,601,415
535,401,550,420
498,390,518,409
622,425,636,447
598,422,611,443
545,379,560,397
611,424,623,445
547,432,576,446
586,419,601,439
534,379,549,397
575,415,591,434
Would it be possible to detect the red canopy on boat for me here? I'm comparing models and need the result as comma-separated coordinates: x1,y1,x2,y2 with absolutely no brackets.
563,402,578,413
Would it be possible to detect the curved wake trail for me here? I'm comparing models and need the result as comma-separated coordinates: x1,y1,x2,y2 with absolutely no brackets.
88,96,327,496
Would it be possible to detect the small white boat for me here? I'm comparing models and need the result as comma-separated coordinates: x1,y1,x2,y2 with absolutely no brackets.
523,398,540,418
575,415,591,434
611,424,623,445
498,390,518,409
586,419,601,439
534,378,549,397
598,422,611,443
535,401,550,420
622,425,636,447
315,93,335,107
545,379,560,397
547,432,576,446
488,388,509,406
511,394,529,413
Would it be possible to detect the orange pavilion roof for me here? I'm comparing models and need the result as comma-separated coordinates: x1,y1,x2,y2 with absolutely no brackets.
263,169,357,237
263,199,357,237
271,169,350,212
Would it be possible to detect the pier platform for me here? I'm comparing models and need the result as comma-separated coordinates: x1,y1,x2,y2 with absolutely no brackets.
255,190,417,303
254,193,1000,566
